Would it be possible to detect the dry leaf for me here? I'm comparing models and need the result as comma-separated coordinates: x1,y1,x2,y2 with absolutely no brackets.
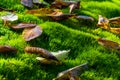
24,46,59,61
51,14,75,21
75,15,94,21
97,15,110,30
54,62,88,80
11,23,36,29
0,45,17,53
69,1,80,14
110,28,120,34
21,0,33,8
51,50,70,61
0,13,18,22
26,8,56,16
98,38,120,50
36,57,61,65
109,17,120,25
22,26,42,41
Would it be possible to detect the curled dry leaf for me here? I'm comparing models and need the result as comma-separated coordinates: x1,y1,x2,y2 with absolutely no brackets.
11,23,36,29
54,62,88,80
69,1,80,14
21,0,33,8
109,17,120,25
36,57,61,65
97,15,110,30
0,13,18,22
0,45,17,53
22,26,42,41
75,15,94,21
51,14,75,21
109,28,120,34
98,38,120,50
24,46,59,61
51,50,70,61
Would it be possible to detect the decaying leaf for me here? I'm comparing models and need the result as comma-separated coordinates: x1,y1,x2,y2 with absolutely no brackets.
51,50,70,61
24,46,59,61
98,38,120,50
36,57,61,65
21,0,33,8
22,26,42,41
54,62,88,80
26,8,56,16
109,17,120,25
0,45,17,53
97,15,110,30
109,28,120,34
11,23,36,29
51,14,75,21
69,1,80,14
0,13,18,26
0,13,18,21
75,15,94,21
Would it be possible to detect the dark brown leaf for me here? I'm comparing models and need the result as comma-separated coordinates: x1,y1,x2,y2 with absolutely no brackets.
54,62,88,80
24,46,59,61
51,14,75,21
21,0,33,8
11,23,36,29
0,45,17,53
98,38,120,50
22,26,42,41
109,17,120,25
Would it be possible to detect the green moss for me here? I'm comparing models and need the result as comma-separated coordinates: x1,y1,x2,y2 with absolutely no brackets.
0,0,120,80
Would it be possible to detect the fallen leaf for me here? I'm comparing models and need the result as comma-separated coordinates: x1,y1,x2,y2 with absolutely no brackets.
98,38,120,50
109,17,120,25
97,15,110,30
69,1,80,14
0,13,18,22
51,50,70,61
51,14,75,21
75,15,94,21
11,23,36,29
0,45,17,53
24,46,59,61
36,57,61,65
22,26,42,41
54,62,88,80
110,28,120,34
21,0,33,8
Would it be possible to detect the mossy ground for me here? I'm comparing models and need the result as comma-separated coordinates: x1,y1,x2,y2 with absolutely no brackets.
0,0,120,80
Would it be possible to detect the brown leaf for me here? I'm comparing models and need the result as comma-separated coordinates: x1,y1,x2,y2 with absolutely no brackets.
98,38,120,50
21,0,33,8
22,26,42,41
97,15,110,30
54,62,88,80
0,45,17,53
69,1,80,14
51,14,75,21
36,57,61,65
26,8,56,16
75,15,94,21
11,23,36,29
109,17,120,25
110,28,120,34
24,46,59,61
